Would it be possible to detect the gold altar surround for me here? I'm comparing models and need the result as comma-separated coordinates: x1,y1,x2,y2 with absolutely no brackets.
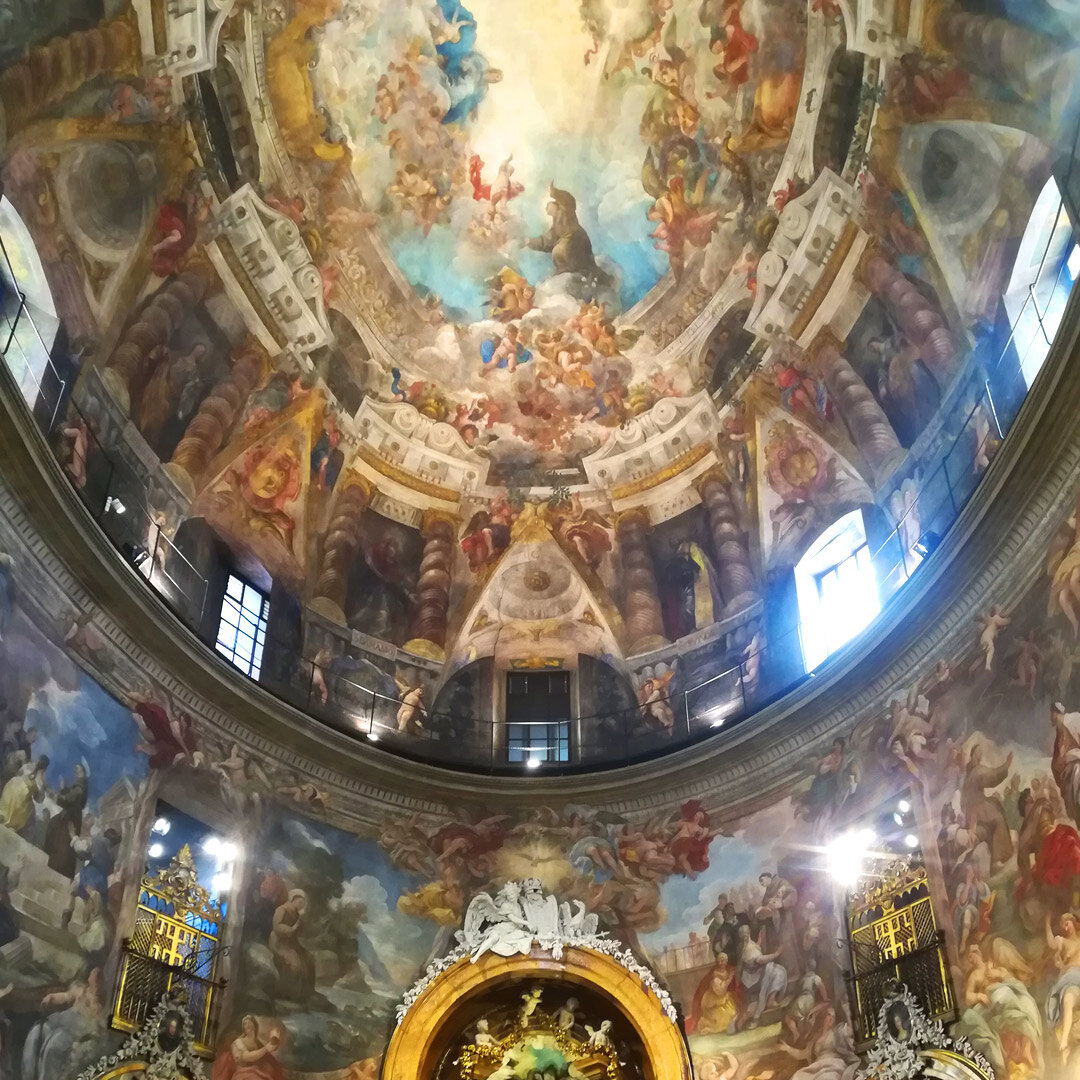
382,947,692,1080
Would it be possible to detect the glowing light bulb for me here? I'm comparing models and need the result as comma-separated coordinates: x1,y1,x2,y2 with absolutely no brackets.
825,827,876,885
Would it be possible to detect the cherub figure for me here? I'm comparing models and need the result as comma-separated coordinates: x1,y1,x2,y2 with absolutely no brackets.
1046,911,1080,1060
586,1020,613,1048
480,324,531,374
975,605,1010,672
395,677,425,734
1011,630,1042,697
520,985,543,1026
473,1018,497,1047
489,267,535,321
556,997,579,1031
638,673,675,732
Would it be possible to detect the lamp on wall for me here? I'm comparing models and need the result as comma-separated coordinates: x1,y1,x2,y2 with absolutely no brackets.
913,531,941,560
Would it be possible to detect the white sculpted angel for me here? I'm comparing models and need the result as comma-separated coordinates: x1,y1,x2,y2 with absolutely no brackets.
559,898,599,938
458,881,534,962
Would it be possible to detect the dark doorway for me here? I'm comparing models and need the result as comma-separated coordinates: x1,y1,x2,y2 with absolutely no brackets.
505,671,571,764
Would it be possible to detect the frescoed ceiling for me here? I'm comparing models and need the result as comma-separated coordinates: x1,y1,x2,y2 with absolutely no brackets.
1,0,1077,754
252,0,819,478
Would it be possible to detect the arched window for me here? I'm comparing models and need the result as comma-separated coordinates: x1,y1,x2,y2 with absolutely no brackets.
1003,175,1079,388
795,510,881,671
0,196,61,410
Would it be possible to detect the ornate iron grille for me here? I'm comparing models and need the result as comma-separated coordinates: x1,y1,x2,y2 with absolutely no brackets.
111,844,227,1054
845,863,954,1047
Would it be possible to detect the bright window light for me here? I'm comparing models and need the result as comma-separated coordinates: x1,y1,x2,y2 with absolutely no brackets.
795,510,880,672
1003,176,1077,389
215,574,269,679
0,196,61,410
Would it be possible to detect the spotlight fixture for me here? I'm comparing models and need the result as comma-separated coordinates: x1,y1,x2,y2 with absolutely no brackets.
105,496,126,515
368,730,380,742
904,833,919,849
122,541,149,567
148,843,164,859
152,817,171,835
913,532,941,559
897,799,911,814
526,757,541,769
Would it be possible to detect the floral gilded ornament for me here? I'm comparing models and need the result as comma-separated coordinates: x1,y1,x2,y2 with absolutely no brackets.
75,993,207,1080
857,984,994,1080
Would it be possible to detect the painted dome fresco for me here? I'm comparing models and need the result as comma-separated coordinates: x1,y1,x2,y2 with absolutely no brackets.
262,0,816,480
0,0,1079,769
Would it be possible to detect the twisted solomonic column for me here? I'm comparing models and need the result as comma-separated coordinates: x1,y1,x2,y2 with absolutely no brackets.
616,509,668,655
924,0,1069,107
404,512,457,662
697,470,759,612
166,348,265,496
310,476,374,624
0,9,141,137
860,252,957,387
103,267,213,414
809,333,905,482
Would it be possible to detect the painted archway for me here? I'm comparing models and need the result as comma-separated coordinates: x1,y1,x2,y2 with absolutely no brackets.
382,946,692,1080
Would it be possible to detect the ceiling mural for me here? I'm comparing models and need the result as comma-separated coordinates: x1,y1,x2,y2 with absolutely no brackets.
262,0,812,477
0,0,1077,759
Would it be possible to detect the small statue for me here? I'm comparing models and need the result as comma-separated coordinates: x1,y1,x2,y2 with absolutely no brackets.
456,880,603,963
473,1018,497,1047
520,985,543,1026
586,1020,613,1049
556,997,580,1031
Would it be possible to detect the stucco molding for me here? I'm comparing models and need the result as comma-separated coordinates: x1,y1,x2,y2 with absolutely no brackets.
0,289,1077,822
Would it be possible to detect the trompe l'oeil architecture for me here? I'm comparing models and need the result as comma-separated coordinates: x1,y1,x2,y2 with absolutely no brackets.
0,0,1079,1078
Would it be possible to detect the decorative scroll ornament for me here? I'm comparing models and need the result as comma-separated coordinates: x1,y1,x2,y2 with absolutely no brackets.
143,843,224,927
396,880,678,1025
849,856,918,919
76,992,207,1080
857,984,994,1080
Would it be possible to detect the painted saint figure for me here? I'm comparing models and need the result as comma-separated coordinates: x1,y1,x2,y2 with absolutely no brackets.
269,889,315,1001
212,1015,285,1080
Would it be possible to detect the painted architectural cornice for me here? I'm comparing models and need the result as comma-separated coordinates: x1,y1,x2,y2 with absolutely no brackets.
0,293,1078,823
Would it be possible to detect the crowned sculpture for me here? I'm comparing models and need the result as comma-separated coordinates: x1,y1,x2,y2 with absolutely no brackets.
397,880,677,1025
455,878,600,962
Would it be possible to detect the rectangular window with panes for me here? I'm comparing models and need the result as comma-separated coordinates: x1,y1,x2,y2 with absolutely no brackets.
215,574,268,679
